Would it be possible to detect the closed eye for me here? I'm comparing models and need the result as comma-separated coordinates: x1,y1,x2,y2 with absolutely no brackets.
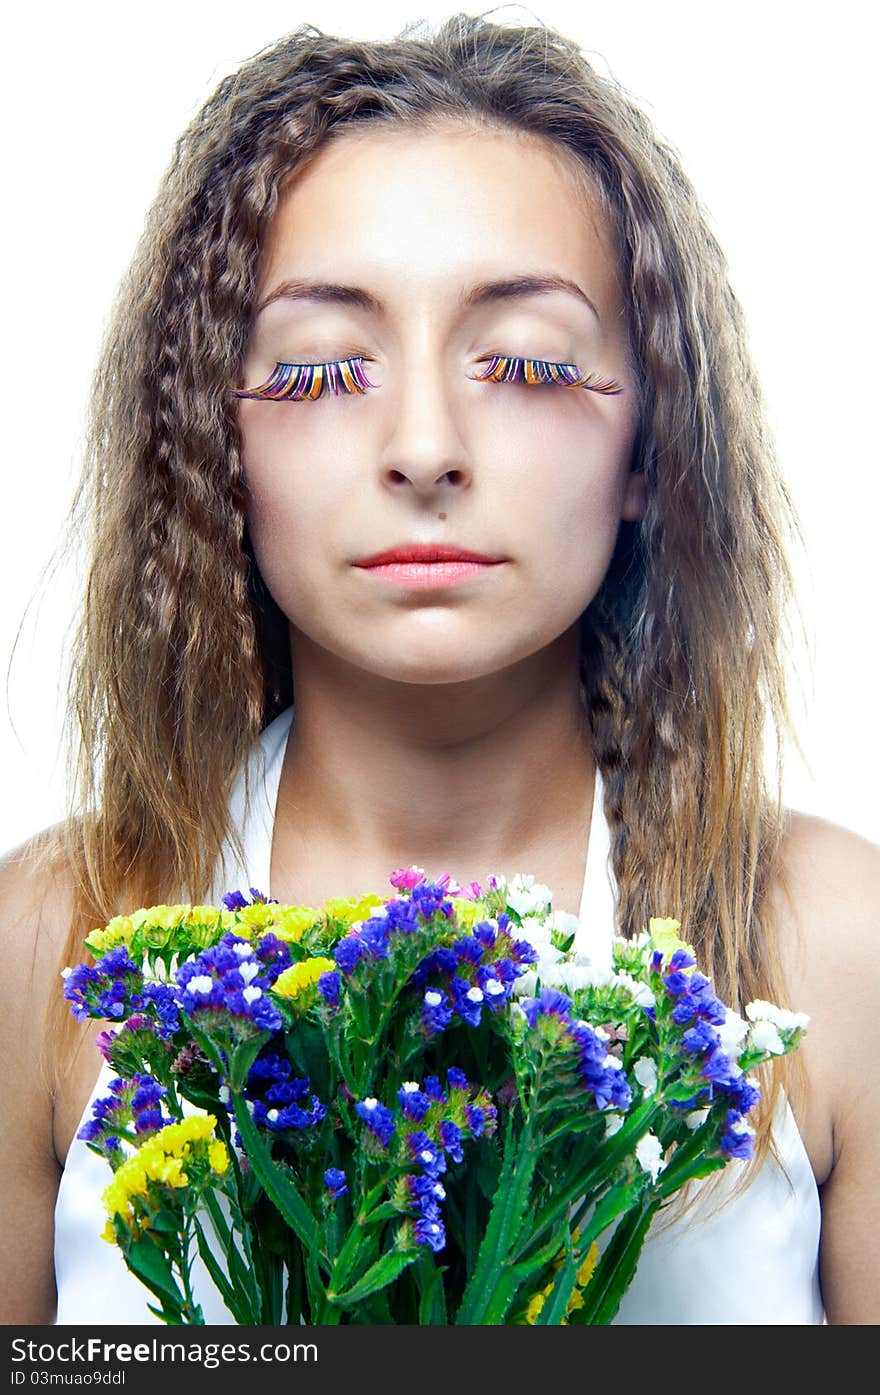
231,353,623,401
469,356,623,394
231,357,377,400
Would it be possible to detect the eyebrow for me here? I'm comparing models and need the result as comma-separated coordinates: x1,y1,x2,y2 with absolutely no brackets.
255,273,600,322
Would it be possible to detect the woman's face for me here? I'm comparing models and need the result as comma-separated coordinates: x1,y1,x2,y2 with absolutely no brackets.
238,122,643,686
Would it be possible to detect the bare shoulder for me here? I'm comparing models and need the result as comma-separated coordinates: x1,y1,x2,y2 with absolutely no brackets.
0,825,77,1323
766,809,880,1324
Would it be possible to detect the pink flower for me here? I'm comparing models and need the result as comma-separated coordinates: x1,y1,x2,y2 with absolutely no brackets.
389,865,428,891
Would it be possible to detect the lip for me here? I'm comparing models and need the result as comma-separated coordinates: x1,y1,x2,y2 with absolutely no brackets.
356,559,504,590
353,542,505,566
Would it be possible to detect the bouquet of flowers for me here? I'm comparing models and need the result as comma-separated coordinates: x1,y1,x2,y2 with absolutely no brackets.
62,869,808,1325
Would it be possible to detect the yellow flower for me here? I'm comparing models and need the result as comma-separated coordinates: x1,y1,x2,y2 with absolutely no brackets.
273,957,337,1000
320,893,386,926
265,906,322,943
448,898,485,930
100,1115,227,1243
648,916,694,960
234,903,279,934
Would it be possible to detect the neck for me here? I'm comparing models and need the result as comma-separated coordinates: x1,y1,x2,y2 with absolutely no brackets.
270,623,595,899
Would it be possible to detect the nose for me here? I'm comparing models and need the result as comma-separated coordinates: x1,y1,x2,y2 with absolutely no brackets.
376,346,471,494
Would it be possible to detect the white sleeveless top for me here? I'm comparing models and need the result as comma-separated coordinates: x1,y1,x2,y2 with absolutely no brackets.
54,707,824,1324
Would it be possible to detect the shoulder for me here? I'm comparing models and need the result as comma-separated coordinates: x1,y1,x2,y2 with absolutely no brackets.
0,824,79,1323
769,810,880,1026
767,809,880,1323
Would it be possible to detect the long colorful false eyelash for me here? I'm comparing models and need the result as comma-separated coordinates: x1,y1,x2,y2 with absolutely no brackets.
232,357,376,400
471,356,623,394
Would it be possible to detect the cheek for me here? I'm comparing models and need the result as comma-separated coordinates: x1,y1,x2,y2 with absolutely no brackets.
495,405,634,602
240,405,354,557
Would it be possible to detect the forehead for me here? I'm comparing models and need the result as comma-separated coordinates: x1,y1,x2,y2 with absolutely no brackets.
257,122,625,329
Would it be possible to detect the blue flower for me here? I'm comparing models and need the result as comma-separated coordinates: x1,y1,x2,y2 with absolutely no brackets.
681,1020,721,1054
719,1110,755,1159
398,1083,432,1121
324,1167,348,1199
414,1215,446,1252
521,986,573,1029
408,1131,446,1177
317,971,341,1009
421,989,453,1036
356,1097,397,1147
335,935,367,976
423,1075,446,1102
701,1046,743,1091
451,976,485,1028
439,1119,464,1163
359,919,391,959
446,1067,469,1091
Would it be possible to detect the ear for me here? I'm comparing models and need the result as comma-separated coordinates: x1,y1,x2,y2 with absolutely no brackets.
621,468,647,522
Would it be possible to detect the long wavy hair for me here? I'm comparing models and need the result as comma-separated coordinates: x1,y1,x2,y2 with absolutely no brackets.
39,11,806,1222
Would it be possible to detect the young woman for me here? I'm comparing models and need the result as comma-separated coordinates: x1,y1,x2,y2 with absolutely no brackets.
2,13,877,1325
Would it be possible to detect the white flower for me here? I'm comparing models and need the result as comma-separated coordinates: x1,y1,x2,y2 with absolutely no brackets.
749,1020,785,1055
745,999,810,1033
424,990,444,1007
513,970,538,998
466,986,484,1004
218,1085,231,1105
232,941,252,958
604,1112,624,1138
401,1081,420,1094
544,910,580,937
362,1097,378,1110
554,962,601,993
633,1057,658,1096
267,1108,280,1123
60,967,73,980
188,975,214,995
569,953,614,988
612,972,656,1009
508,1001,528,1025
716,1008,750,1055
506,876,553,917
684,1108,710,1131
238,960,260,984
242,985,262,1005
635,1131,666,1182
484,978,505,997
603,1053,624,1072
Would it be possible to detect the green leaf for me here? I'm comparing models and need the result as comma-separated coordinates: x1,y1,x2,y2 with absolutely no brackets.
329,1247,418,1307
455,1113,538,1325
122,1234,185,1316
192,1217,253,1325
417,1253,448,1325
231,1094,326,1266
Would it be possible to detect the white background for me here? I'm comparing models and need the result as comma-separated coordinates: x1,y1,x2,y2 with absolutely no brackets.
2,1,877,854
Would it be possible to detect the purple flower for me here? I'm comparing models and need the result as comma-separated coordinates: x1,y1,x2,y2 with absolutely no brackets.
451,976,485,1028
408,1131,446,1177
681,1020,721,1055
719,1110,755,1160
414,1214,446,1252
521,986,573,1029
221,890,250,911
356,1097,397,1147
317,971,341,1009
357,918,391,958
439,1119,464,1163
398,1083,432,1121
421,989,453,1036
334,934,367,976
324,1167,347,1199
